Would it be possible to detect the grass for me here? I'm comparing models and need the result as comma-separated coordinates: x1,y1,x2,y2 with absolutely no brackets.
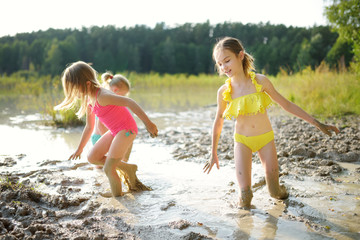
1,65,358,126
270,64,360,117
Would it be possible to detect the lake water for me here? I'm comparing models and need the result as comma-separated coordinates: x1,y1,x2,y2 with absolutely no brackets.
1,87,359,239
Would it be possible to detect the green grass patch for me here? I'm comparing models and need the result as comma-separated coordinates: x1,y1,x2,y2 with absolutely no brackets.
270,64,360,117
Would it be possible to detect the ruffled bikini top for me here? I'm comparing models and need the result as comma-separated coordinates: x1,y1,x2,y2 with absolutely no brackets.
222,72,272,120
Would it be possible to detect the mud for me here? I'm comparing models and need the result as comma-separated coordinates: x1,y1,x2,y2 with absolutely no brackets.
162,115,360,182
1,113,360,239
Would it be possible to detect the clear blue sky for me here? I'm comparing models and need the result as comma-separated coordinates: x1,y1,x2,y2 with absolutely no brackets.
1,0,330,37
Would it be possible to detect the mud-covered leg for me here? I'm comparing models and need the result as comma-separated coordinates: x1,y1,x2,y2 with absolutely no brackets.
239,186,253,208
104,130,137,196
118,167,152,191
234,141,253,208
104,157,123,197
258,140,289,200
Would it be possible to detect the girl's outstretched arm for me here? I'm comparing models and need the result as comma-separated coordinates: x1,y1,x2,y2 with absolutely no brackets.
98,89,158,137
69,106,95,160
259,74,340,136
204,85,227,174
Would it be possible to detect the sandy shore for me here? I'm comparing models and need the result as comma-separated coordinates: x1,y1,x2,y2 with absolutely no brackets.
0,113,359,239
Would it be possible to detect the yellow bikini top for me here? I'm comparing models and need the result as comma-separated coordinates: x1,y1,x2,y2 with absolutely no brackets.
222,72,272,120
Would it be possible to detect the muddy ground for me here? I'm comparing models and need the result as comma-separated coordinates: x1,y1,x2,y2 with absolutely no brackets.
0,114,359,239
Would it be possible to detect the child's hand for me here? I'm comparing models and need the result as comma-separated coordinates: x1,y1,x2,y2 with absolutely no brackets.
315,121,340,136
69,149,82,160
146,121,158,138
203,154,220,174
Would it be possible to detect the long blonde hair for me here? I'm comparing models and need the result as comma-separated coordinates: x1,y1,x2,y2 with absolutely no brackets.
54,61,101,118
213,37,255,76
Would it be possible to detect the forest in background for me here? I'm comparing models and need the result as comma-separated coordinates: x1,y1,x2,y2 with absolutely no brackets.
0,21,354,76
0,0,359,122
0,0,359,77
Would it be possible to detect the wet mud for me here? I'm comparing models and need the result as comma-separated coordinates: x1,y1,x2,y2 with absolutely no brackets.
1,113,360,239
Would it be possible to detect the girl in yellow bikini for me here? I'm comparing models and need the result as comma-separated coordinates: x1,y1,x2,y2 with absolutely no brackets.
203,37,340,208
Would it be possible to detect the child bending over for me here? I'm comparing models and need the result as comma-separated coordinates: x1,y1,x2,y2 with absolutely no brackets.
55,61,158,197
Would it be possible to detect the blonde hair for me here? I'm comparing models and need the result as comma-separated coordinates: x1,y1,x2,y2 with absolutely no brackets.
213,37,255,76
102,72,131,94
54,61,101,118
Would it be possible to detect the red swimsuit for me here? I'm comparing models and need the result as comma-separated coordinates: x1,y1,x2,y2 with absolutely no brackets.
90,89,138,136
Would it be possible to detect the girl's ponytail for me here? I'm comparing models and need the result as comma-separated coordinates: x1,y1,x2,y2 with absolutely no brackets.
243,52,255,74
101,72,113,84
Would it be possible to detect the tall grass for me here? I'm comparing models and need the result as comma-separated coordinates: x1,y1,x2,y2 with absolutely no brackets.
270,64,360,117
1,67,358,126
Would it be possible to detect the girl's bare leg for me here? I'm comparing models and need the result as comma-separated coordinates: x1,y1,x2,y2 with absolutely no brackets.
104,130,136,197
258,140,288,199
234,142,253,208
87,131,114,166
123,142,133,162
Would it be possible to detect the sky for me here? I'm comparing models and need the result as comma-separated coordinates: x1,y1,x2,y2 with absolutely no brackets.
0,0,330,37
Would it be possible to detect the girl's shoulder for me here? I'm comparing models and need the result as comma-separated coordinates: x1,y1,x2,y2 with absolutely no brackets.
98,87,115,98
254,73,272,87
217,83,228,95
254,73,267,83
96,87,117,105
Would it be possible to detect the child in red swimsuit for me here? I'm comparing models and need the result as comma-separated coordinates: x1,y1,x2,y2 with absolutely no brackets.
55,61,158,197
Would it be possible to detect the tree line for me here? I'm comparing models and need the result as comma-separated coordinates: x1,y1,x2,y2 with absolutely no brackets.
0,21,354,76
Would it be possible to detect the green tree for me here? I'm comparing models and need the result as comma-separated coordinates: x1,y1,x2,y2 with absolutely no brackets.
325,0,360,72
326,36,353,69
43,39,63,75
29,39,47,71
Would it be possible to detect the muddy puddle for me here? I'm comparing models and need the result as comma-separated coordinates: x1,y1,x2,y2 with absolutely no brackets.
0,106,359,239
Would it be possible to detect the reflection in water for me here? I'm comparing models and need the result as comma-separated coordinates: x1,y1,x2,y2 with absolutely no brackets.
234,210,253,239
261,206,282,240
130,85,219,113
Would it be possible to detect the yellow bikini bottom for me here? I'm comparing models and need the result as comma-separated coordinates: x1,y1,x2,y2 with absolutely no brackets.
234,130,274,152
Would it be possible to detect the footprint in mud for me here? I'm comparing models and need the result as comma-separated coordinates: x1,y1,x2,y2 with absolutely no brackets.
228,201,256,210
100,192,115,198
69,162,89,170
161,200,176,211
39,160,62,166
21,170,39,177
100,191,134,198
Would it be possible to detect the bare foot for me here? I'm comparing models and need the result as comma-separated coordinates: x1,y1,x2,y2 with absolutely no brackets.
117,163,138,189
270,184,289,199
100,192,113,198
277,184,289,199
239,187,253,209
118,168,152,191
133,176,152,191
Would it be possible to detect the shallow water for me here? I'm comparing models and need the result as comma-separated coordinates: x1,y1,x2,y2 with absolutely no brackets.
1,92,360,239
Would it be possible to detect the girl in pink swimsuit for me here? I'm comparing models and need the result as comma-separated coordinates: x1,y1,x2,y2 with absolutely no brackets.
55,61,158,197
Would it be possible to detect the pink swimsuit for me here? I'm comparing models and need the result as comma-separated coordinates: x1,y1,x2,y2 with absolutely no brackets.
90,89,138,136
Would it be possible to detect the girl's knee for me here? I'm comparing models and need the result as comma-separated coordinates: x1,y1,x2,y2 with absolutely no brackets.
87,152,96,164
